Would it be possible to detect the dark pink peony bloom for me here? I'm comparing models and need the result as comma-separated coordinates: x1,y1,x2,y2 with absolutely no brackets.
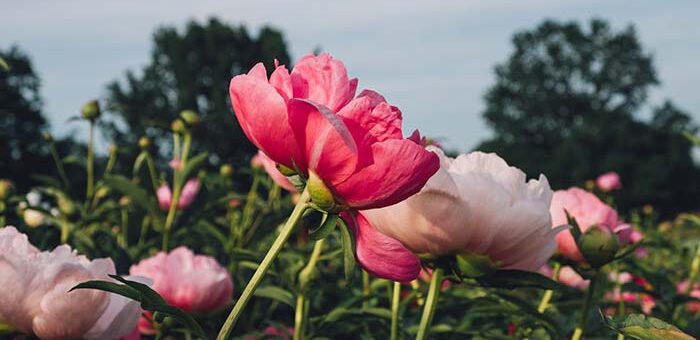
229,53,439,210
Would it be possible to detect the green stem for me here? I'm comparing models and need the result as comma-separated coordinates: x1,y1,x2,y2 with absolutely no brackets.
294,238,325,340
362,271,371,308
145,153,159,194
119,206,129,248
48,141,70,188
391,281,402,340
60,219,70,243
538,262,561,313
416,268,443,340
105,148,117,175
86,121,95,202
216,190,310,340
572,270,600,340
162,133,192,251
241,171,261,232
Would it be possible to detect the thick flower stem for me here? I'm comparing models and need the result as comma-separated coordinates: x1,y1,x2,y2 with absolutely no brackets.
217,190,310,340
571,270,600,340
390,281,402,340
294,238,325,340
538,262,561,313
416,268,443,340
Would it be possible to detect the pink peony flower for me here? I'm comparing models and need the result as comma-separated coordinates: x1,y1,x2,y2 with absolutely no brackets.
558,266,590,290
341,212,420,283
0,226,141,339
229,53,439,210
605,272,656,315
361,149,564,276
156,179,200,211
242,324,293,340
550,187,625,263
596,172,622,192
252,151,296,192
129,247,232,313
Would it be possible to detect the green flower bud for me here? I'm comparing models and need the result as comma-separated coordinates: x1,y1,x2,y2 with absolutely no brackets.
81,100,101,120
57,194,75,215
108,144,118,154
0,180,12,200
119,196,131,207
95,186,110,199
171,118,186,134
579,225,619,268
220,164,234,177
138,136,151,150
180,110,200,126
456,252,499,278
42,132,53,142
307,171,341,212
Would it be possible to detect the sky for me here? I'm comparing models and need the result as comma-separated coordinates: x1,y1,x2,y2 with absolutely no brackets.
2,0,699,153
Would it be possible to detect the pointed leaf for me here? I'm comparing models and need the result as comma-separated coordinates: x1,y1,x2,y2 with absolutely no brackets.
310,213,338,241
103,175,158,214
337,218,357,283
254,286,295,308
475,270,564,290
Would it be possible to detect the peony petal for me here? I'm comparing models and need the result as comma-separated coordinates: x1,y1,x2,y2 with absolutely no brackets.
229,72,302,170
337,90,403,142
344,212,420,283
288,99,368,185
290,53,356,111
334,139,439,209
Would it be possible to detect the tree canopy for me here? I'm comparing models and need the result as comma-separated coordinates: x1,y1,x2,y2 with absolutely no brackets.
477,19,700,215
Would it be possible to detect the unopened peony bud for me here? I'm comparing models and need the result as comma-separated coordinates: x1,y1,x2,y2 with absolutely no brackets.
579,225,619,268
108,144,118,154
596,172,621,192
220,164,234,177
23,209,45,228
42,132,53,142
57,194,75,215
0,180,12,200
171,118,186,134
138,136,151,150
95,186,110,199
81,100,101,120
119,196,132,207
180,110,200,126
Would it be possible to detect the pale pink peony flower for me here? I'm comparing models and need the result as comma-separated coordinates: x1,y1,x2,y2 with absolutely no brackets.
596,172,622,192
540,265,589,290
361,148,564,274
252,151,296,192
550,187,625,263
129,246,232,314
156,179,200,211
0,226,141,339
605,272,656,315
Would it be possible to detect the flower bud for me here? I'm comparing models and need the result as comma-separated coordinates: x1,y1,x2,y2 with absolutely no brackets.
119,196,132,207
23,209,45,228
42,132,53,142
171,118,186,134
57,194,75,216
95,186,110,199
81,100,101,120
579,225,619,268
307,171,339,212
138,136,151,150
180,110,200,126
220,164,234,177
0,180,12,200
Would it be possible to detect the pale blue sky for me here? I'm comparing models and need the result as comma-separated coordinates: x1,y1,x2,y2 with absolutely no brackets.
2,0,699,152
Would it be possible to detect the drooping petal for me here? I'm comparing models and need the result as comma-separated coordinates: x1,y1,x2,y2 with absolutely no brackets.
343,212,420,283
334,139,440,209
229,70,302,169
337,90,403,142
254,151,297,192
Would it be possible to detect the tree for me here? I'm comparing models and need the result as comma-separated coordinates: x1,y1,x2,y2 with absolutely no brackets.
477,19,700,215
104,18,291,168
0,46,50,191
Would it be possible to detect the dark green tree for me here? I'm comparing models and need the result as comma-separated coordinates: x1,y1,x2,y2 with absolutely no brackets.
478,19,700,215
104,18,291,167
0,46,50,191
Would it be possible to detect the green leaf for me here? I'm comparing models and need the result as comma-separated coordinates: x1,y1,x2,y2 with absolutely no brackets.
254,286,295,308
475,270,564,290
565,210,582,244
337,217,356,283
103,175,158,214
71,280,141,301
309,213,338,241
602,313,694,340
0,56,9,72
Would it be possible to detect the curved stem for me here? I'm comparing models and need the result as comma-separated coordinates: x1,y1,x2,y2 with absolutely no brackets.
162,133,191,251
48,141,69,188
538,262,561,313
362,271,371,308
416,268,443,340
217,190,310,340
145,153,159,194
572,270,600,340
391,281,402,340
294,238,325,340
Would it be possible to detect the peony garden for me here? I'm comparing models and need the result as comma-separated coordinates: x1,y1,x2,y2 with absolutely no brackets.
2,10,700,340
